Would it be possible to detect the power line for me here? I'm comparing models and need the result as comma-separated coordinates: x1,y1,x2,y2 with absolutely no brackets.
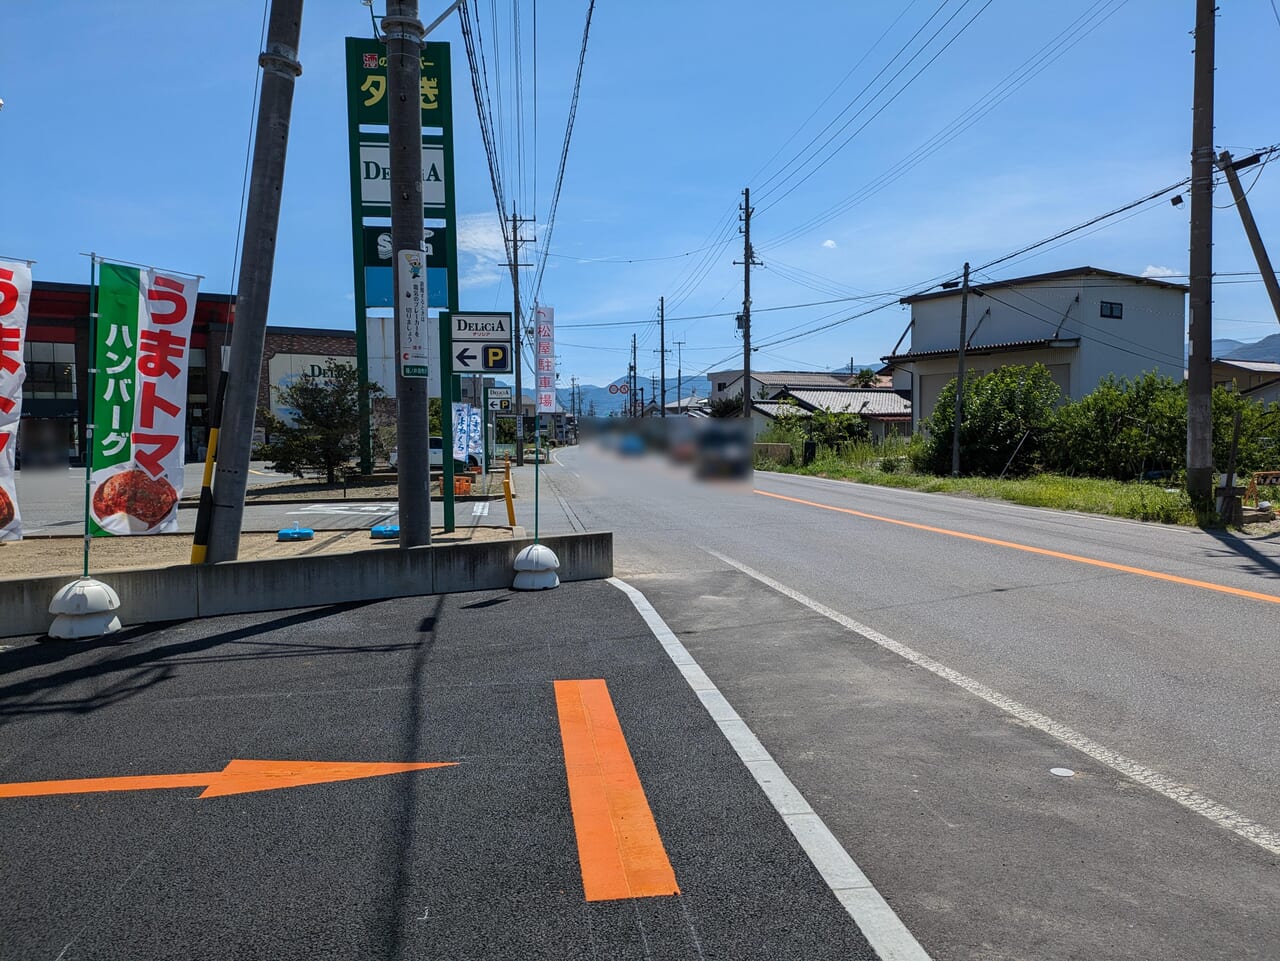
759,0,1133,249
756,0,997,215
530,0,597,308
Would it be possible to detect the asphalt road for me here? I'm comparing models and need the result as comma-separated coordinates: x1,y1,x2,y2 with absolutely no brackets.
0,584,881,961
7,444,1280,958
524,443,1280,959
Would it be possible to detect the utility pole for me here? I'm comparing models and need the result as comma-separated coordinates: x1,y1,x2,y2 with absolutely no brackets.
1186,0,1215,503
384,0,429,546
206,0,304,563
630,333,637,417
1218,151,1280,326
508,207,534,464
734,188,762,419
659,295,667,417
675,338,685,414
951,262,971,477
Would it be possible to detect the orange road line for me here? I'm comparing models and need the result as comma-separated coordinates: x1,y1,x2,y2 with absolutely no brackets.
0,759,456,799
755,488,1280,606
554,679,680,902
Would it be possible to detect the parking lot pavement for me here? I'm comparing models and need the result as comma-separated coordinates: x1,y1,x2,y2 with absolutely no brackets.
0,582,889,961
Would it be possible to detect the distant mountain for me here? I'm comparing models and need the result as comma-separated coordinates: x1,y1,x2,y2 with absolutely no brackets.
1218,332,1280,363
558,377,700,416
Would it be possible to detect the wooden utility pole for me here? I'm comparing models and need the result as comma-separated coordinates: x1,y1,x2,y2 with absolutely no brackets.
735,188,761,419
1186,0,1216,503
675,338,685,413
206,0,304,563
1218,151,1280,327
385,0,429,546
659,295,667,417
630,333,637,416
951,262,971,477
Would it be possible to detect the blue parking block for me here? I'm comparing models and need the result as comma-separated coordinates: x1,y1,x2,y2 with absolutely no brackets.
370,524,400,539
277,526,314,541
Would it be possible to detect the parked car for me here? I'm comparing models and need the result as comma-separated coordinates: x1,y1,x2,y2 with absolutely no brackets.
389,437,444,472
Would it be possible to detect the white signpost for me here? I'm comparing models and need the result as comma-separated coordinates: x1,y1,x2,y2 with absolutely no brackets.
396,250,431,379
448,312,512,374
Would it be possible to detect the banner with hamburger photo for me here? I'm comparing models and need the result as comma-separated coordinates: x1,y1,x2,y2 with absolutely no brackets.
0,259,33,542
89,262,199,536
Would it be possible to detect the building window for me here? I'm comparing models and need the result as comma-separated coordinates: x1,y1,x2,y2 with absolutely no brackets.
22,341,77,400
1100,301,1123,319
716,381,727,392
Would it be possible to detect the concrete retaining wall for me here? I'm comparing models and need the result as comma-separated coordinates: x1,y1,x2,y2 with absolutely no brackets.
1,532,612,638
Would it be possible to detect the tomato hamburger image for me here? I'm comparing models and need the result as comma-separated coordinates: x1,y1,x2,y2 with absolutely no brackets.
92,468,178,528
0,486,13,529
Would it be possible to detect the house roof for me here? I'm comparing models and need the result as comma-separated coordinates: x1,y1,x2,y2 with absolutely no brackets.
1213,358,1280,374
726,370,854,390
776,388,911,417
881,337,1080,364
752,401,811,419
899,266,1188,305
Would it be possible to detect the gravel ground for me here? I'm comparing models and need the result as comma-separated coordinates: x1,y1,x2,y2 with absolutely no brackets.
1,526,513,580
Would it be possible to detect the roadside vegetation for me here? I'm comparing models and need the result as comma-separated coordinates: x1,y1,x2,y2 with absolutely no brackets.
754,364,1280,527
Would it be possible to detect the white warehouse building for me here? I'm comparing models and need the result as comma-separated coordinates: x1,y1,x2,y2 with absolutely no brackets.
882,266,1187,432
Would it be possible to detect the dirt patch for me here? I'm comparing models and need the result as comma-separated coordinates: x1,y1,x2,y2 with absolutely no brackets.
0,526,514,581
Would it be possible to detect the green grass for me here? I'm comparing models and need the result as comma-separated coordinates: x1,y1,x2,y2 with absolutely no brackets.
759,448,1201,526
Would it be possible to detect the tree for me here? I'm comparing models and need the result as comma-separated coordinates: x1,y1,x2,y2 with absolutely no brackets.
920,364,1061,476
1047,372,1185,480
709,392,742,417
852,367,878,387
258,359,383,484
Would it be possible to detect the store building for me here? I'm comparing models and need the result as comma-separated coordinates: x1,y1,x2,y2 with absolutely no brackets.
21,281,357,466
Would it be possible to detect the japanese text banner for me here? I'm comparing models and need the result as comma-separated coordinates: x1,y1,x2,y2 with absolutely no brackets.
90,263,198,536
535,306,555,414
0,260,32,542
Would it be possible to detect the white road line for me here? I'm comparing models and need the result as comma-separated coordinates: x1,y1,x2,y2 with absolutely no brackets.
471,502,490,516
704,548,1280,858
609,577,933,961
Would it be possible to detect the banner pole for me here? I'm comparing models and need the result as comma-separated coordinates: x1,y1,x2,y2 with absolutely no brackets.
534,418,540,544
82,254,98,578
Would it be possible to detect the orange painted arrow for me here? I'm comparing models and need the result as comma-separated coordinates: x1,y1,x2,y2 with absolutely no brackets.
0,759,457,800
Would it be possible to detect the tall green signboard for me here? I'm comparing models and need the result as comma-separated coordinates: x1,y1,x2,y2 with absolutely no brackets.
344,36,461,530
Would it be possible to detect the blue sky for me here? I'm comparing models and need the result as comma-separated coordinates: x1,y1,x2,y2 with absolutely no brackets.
4,1,1280,393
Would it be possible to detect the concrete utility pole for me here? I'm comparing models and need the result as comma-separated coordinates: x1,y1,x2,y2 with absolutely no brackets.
1218,151,1280,326
206,0,303,563
630,333,637,416
734,188,761,419
951,262,971,477
1186,0,1216,503
675,338,684,413
384,0,430,546
659,296,667,417
508,207,534,464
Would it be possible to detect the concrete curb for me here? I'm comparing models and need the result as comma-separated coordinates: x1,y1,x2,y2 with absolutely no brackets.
2,532,612,639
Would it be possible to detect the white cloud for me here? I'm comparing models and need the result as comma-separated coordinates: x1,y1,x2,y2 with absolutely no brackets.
1140,264,1180,278
821,239,838,249
456,211,510,290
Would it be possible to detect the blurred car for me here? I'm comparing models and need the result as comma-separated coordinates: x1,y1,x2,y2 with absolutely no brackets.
694,420,752,480
389,437,445,471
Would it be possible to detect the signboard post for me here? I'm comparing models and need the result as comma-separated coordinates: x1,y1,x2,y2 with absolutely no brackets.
345,36,459,532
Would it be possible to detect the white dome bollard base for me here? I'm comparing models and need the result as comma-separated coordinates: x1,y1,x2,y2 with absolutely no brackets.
512,544,560,591
47,577,122,639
